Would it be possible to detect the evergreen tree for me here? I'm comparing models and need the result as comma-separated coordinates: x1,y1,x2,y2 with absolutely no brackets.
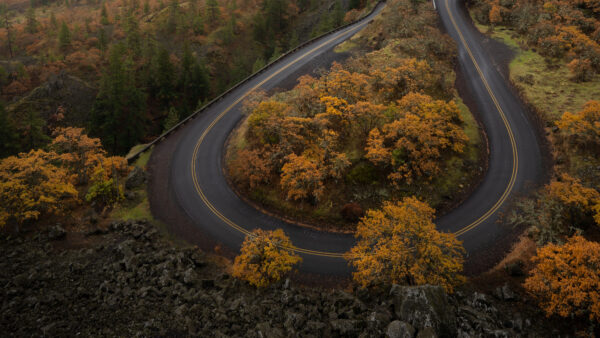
166,0,179,34
153,47,176,107
50,11,57,29
25,7,38,34
178,44,209,117
98,27,108,52
101,3,110,25
0,102,18,157
0,4,14,58
91,44,147,154
349,0,361,10
193,13,205,35
58,21,71,50
162,107,179,132
125,15,141,56
333,0,344,27
23,110,48,151
252,56,265,73
143,0,150,14
206,0,220,24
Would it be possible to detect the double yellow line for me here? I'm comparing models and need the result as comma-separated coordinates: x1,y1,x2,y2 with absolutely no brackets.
190,21,373,259
443,0,518,237
188,0,518,258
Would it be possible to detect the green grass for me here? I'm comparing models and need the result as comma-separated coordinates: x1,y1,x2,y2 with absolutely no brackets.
111,145,154,222
126,144,152,169
471,16,600,123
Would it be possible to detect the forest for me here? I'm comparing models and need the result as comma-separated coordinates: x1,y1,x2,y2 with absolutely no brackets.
0,0,369,155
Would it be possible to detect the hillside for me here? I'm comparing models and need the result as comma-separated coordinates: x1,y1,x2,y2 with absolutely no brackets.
0,0,369,155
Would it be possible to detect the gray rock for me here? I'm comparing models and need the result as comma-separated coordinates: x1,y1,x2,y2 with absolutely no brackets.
504,260,524,276
494,284,517,301
330,319,358,335
387,320,415,338
201,279,215,288
183,268,197,285
390,285,456,337
48,224,66,240
125,167,146,190
416,327,437,338
256,322,284,338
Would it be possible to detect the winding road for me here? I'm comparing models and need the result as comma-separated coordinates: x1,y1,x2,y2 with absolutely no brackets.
150,0,545,275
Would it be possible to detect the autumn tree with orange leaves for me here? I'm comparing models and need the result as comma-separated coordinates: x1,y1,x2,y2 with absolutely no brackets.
524,236,600,321
365,93,468,185
510,174,600,246
0,149,78,231
346,197,465,292
556,101,600,152
232,229,302,287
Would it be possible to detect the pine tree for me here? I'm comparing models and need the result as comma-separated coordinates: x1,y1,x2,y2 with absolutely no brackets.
23,110,49,151
91,44,147,154
101,3,110,25
25,7,38,34
178,44,209,117
206,0,220,24
48,12,57,30
252,56,266,72
166,0,179,34
98,27,108,52
0,102,18,157
0,4,14,58
154,47,176,107
162,107,179,132
333,0,344,27
58,21,71,50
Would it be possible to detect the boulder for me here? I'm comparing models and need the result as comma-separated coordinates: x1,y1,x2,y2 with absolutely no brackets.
386,320,415,338
330,319,358,335
494,284,517,301
390,285,456,337
504,260,525,277
125,167,146,190
47,224,66,240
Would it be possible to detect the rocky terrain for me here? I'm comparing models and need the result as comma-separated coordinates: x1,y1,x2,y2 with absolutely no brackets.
1,219,562,337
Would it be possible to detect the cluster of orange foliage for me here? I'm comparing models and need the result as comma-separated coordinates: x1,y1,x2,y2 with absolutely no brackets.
473,0,600,80
346,197,465,292
524,235,600,321
230,56,467,202
0,149,78,230
0,127,128,230
510,174,600,245
232,229,302,287
556,100,600,152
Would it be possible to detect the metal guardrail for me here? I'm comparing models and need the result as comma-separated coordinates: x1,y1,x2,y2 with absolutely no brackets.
127,0,385,163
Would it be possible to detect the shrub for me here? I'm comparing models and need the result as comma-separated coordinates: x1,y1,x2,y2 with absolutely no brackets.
232,229,302,287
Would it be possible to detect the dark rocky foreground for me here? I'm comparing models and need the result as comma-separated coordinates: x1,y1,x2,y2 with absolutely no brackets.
2,221,554,337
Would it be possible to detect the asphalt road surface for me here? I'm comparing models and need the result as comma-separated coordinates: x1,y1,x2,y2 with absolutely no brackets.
158,0,544,275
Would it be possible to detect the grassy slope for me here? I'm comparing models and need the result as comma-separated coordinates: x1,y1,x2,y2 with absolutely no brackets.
472,22,600,124
111,146,154,222
471,18,600,188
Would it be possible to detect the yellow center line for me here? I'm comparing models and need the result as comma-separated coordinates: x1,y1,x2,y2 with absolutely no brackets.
443,0,518,237
188,0,518,258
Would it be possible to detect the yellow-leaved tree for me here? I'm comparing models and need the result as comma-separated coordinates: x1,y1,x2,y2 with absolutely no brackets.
346,197,465,292
232,229,302,287
556,100,600,151
0,149,78,230
524,235,600,321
